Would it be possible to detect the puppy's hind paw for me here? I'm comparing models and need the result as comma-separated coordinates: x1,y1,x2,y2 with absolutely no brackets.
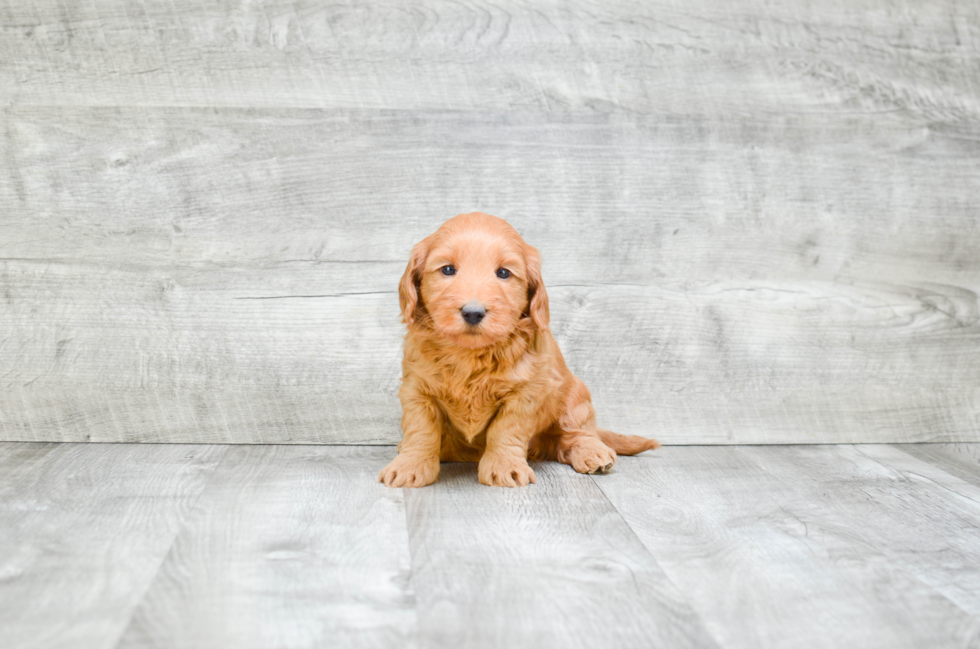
566,442,617,475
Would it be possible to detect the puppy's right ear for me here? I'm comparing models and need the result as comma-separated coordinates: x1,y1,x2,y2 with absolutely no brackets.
399,238,430,325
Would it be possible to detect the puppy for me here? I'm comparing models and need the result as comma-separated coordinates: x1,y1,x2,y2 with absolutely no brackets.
379,212,659,488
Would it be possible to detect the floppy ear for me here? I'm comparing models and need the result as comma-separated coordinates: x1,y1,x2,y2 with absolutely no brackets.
524,244,550,330
399,238,430,325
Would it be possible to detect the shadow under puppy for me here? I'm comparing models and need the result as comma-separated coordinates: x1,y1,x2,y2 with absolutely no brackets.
380,212,659,488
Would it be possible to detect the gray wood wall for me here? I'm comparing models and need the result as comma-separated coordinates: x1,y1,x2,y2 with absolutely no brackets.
1,0,978,444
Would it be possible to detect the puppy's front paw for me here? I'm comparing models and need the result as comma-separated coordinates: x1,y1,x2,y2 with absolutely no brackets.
478,454,536,487
378,454,440,488
565,440,617,474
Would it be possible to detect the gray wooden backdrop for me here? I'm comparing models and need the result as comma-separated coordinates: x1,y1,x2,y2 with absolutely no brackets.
1,0,978,445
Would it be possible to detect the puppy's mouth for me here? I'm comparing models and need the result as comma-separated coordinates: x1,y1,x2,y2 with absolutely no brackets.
450,324,499,348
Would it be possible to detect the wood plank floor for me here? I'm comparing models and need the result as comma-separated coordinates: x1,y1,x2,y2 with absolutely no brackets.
2,443,978,649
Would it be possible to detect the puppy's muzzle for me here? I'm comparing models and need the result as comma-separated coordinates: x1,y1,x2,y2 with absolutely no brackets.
461,302,486,326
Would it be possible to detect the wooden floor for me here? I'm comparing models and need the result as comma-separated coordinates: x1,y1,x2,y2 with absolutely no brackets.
2,442,979,648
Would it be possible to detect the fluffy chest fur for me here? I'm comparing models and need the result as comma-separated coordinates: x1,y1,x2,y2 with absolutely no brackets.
437,374,511,441
406,330,539,442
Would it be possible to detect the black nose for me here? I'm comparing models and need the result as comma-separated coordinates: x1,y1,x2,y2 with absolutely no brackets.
461,303,486,325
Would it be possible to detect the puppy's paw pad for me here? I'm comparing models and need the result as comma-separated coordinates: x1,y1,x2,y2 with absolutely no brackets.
379,455,439,488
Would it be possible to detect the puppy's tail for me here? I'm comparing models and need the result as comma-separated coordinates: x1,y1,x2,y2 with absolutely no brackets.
598,428,661,456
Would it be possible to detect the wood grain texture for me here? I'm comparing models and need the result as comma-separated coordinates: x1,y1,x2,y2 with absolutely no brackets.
853,444,980,549
2,442,980,648
404,460,720,649
893,443,980,489
0,442,225,649
2,268,977,443
2,0,978,116
591,446,980,649
2,107,978,444
116,446,416,649
756,444,980,616
3,108,979,280
2,0,980,444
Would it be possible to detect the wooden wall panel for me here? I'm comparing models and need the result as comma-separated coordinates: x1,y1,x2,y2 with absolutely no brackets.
0,1,978,443
1,257,977,444
2,0,978,116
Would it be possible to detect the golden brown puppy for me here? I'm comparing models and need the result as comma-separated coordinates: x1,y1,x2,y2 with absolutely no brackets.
379,212,659,488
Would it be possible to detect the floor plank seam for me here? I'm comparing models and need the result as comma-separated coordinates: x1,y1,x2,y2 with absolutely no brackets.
853,445,980,509
746,444,980,623
396,486,425,649
585,472,727,649
105,445,231,649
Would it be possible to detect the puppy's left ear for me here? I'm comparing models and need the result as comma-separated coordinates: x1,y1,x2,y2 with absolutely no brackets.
524,244,550,330
399,237,430,325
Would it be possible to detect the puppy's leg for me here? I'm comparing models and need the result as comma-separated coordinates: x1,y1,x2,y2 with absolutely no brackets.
478,401,538,487
556,382,617,475
379,392,443,488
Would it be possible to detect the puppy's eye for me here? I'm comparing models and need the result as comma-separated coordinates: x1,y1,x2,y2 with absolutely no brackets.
496,268,511,279
441,265,456,276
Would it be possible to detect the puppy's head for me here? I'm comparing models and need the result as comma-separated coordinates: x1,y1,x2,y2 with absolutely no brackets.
399,212,549,349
